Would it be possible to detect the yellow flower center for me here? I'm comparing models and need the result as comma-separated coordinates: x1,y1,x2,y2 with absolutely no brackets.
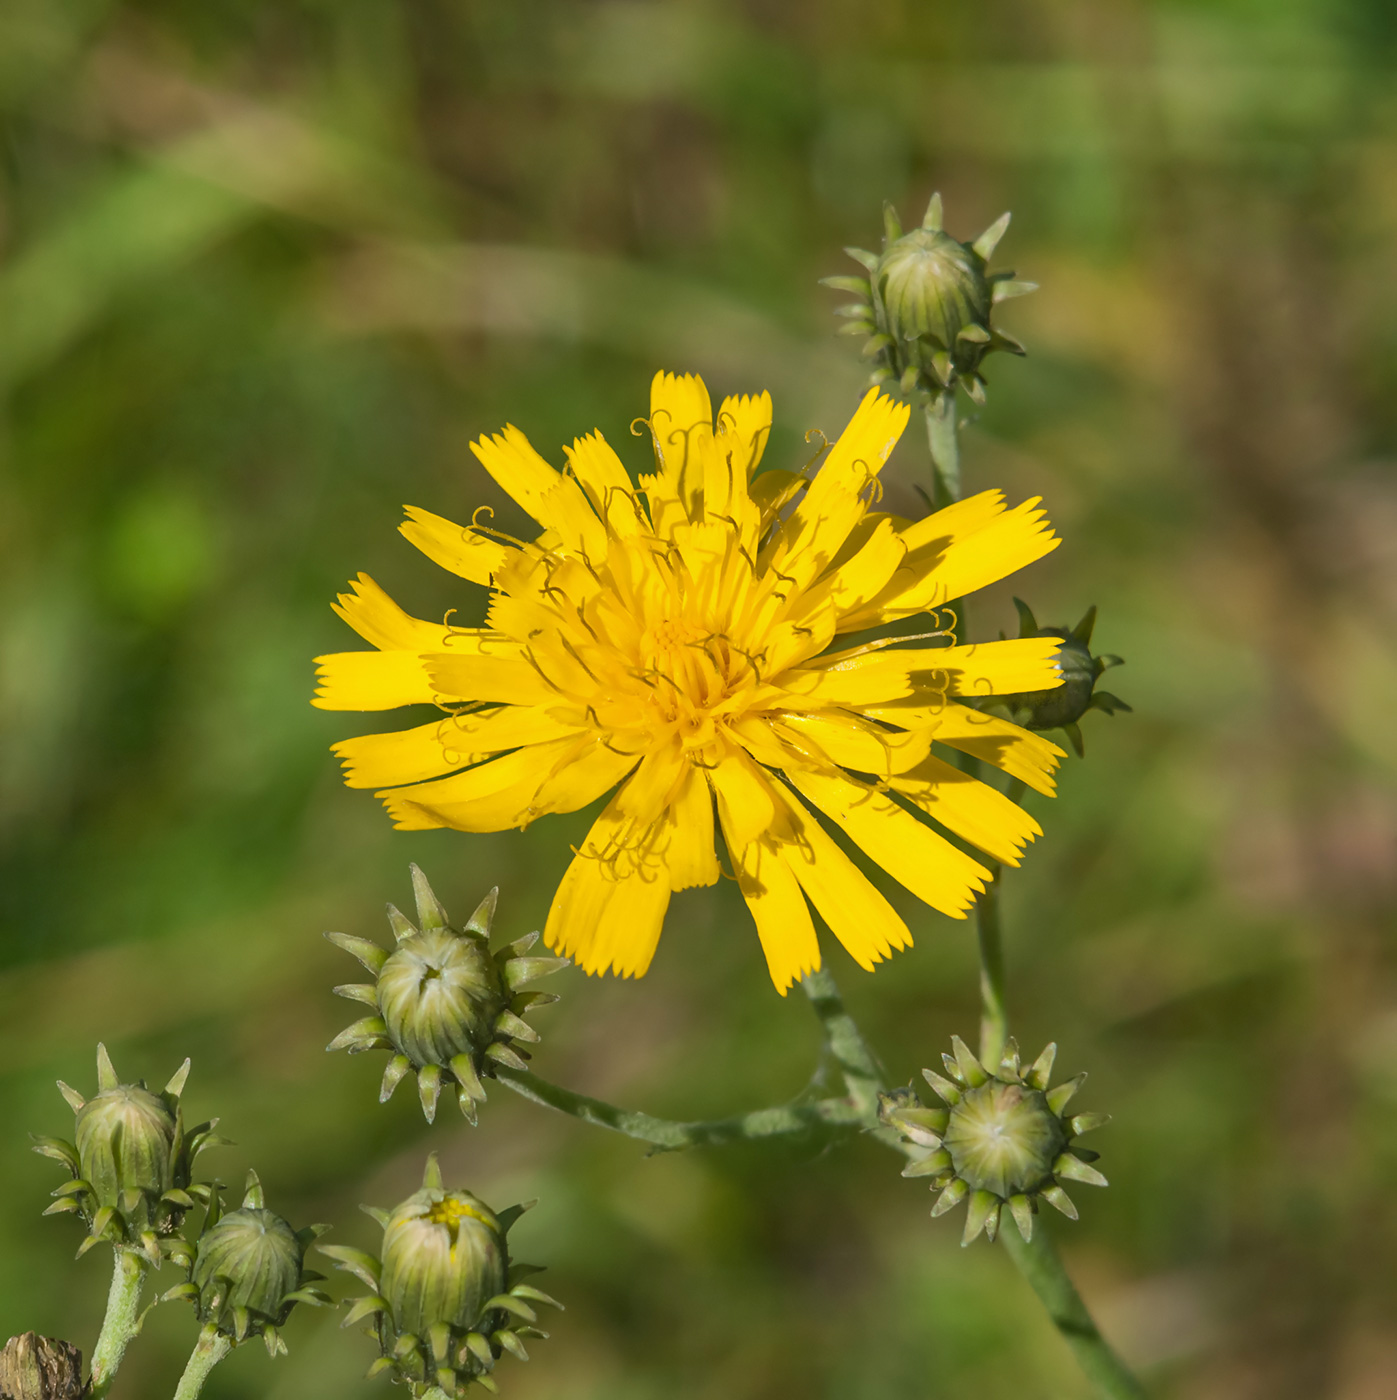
635,616,748,751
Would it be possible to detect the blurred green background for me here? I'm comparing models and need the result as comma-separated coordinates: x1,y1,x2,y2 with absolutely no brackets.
4,1,1397,1396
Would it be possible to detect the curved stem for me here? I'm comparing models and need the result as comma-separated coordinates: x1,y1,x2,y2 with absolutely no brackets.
999,1226,1146,1399
799,966,884,1114
171,1324,231,1400
492,1064,867,1150
88,1249,145,1399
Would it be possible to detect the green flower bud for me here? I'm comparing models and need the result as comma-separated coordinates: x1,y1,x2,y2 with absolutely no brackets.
377,928,505,1066
321,1155,562,1398
984,600,1131,757
380,1185,506,1337
881,1036,1111,1245
823,194,1035,405
326,867,567,1125
193,1208,302,1316
75,1082,176,1207
33,1045,222,1264
168,1171,331,1356
944,1079,1066,1198
0,1332,83,1400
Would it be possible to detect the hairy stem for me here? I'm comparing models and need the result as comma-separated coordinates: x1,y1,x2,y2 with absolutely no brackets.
493,1065,866,1150
88,1249,145,1399
171,1325,231,1400
1000,1225,1146,1399
799,966,884,1113
975,869,1009,1068
923,390,961,508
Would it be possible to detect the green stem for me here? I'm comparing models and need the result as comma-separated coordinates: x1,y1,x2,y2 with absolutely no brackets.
492,1065,867,1150
999,1226,1146,1399
923,390,960,509
171,1324,232,1400
502,958,1142,1394
975,870,1009,1069
88,1249,145,1399
799,966,884,1114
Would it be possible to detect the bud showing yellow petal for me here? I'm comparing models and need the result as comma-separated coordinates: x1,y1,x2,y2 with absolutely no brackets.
321,1155,562,1397
380,1186,506,1338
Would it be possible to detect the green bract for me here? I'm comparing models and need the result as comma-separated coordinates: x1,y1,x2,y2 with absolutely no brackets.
326,867,567,1125
823,193,1035,405
984,600,1131,757
322,1155,562,1396
32,1045,223,1265
164,1171,331,1356
881,1036,1111,1245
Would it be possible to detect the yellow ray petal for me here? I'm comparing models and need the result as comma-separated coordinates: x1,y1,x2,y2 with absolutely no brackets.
593,868,672,977
786,766,990,917
889,754,1042,866
788,516,908,626
647,370,714,524
916,638,1064,699
839,494,1060,632
708,748,779,848
331,573,465,651
399,506,511,585
544,796,673,977
897,488,1009,552
427,650,562,707
471,425,606,556
543,798,625,962
715,791,820,994
382,737,636,832
563,432,646,538
770,778,912,970
791,637,1063,706
863,701,1063,796
715,391,773,480
766,389,909,590
664,764,720,890
772,711,934,777
313,651,436,711
748,469,807,530
921,497,1060,602
613,742,687,826
333,706,583,789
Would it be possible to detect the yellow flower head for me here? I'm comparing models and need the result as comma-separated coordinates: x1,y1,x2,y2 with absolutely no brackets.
314,373,1065,992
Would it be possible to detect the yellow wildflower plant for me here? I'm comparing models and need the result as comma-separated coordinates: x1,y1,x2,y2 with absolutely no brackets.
313,373,1066,992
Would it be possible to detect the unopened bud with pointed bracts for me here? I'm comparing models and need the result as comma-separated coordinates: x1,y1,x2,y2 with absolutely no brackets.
32,1045,223,1265
984,600,1131,757
822,193,1035,405
321,1154,561,1396
163,1171,331,1356
880,1036,1111,1246
326,867,567,1125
